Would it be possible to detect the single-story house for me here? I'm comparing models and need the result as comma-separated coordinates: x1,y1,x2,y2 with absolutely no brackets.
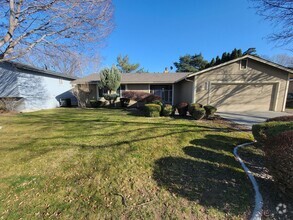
0,61,77,111
72,55,292,112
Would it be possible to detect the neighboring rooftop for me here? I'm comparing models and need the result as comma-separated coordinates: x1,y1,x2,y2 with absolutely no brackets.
2,61,78,80
72,72,190,84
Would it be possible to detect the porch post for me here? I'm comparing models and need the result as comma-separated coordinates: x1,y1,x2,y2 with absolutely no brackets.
96,84,99,99
172,84,175,105
192,76,197,103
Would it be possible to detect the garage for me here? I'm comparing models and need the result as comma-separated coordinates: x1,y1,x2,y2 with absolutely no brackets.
192,55,291,112
209,82,278,112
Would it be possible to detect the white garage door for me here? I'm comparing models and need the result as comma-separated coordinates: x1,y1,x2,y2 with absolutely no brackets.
210,83,276,111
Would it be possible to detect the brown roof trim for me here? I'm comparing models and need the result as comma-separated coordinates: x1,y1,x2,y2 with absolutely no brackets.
187,55,293,78
72,72,190,84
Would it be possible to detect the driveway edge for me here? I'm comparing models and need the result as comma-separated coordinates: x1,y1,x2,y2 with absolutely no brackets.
233,142,263,220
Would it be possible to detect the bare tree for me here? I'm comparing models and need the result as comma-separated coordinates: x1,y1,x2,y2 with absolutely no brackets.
251,0,293,49
18,47,101,76
0,0,113,61
262,54,293,68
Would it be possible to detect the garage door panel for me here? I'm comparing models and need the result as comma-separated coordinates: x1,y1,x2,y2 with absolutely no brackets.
210,84,274,111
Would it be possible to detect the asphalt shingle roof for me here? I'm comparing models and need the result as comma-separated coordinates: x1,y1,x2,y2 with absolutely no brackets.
7,61,78,80
72,72,190,84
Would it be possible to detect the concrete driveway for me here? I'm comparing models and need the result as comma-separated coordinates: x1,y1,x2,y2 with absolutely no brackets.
218,111,292,128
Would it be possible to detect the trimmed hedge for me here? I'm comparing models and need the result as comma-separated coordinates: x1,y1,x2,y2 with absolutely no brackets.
176,102,189,116
264,130,293,198
144,104,161,117
152,100,163,108
204,105,217,118
162,104,173,116
103,93,119,105
192,108,205,120
266,115,293,122
188,103,203,115
252,121,293,145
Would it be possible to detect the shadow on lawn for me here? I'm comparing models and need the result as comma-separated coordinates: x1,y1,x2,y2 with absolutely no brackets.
153,134,253,216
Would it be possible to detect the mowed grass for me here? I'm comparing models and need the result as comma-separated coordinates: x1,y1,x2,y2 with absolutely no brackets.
0,108,255,219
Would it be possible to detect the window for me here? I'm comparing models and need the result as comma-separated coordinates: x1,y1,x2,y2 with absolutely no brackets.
98,88,108,97
240,59,248,69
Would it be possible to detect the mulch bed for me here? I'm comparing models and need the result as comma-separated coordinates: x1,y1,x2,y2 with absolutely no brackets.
239,145,293,220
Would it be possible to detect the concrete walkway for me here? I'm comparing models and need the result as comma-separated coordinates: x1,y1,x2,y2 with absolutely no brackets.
218,111,292,128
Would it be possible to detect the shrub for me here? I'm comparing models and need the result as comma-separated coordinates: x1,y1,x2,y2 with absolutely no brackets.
90,100,99,108
192,108,205,120
252,121,293,145
0,98,21,112
120,98,130,107
266,115,293,122
143,94,161,103
122,91,161,103
204,105,217,118
176,102,189,116
152,100,163,107
144,104,161,117
103,93,119,105
97,101,106,107
264,130,293,198
188,103,203,115
151,100,163,115
162,104,173,116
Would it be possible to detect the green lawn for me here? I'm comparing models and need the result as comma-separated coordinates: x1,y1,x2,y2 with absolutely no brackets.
0,108,255,219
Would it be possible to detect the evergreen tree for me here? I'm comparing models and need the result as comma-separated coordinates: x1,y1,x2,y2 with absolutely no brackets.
237,49,243,57
116,55,141,73
174,53,208,72
221,52,229,62
215,56,221,65
243,48,257,56
230,48,238,59
99,66,121,93
227,52,231,61
210,58,215,67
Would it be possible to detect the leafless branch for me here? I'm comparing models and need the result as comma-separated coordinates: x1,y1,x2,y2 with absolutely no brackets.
251,0,293,50
0,0,114,60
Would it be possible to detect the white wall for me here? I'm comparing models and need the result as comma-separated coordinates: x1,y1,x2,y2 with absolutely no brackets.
17,73,75,111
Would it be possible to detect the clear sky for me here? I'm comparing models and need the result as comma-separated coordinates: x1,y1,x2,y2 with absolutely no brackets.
98,0,292,73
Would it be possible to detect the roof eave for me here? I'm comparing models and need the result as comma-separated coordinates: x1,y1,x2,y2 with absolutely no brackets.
186,55,293,78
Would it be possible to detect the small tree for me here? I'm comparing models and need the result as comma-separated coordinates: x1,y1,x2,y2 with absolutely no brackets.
99,66,121,105
116,55,141,73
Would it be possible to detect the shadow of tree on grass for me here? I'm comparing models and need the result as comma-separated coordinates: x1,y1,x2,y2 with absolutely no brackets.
153,134,253,217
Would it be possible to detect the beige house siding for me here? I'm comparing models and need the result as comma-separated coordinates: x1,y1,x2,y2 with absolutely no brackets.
174,77,194,105
75,84,97,107
194,59,289,111
126,84,150,93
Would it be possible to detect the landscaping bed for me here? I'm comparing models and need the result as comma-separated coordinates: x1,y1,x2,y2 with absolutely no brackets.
238,145,293,219
0,108,255,219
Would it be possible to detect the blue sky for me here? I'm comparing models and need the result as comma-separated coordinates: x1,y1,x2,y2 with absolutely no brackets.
98,0,291,73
